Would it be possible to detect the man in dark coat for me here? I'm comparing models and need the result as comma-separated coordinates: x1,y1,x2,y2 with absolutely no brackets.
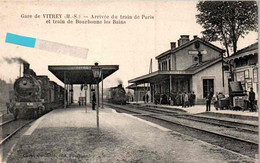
92,92,96,110
146,94,149,103
249,87,256,112
161,94,168,104
191,92,196,107
206,88,213,111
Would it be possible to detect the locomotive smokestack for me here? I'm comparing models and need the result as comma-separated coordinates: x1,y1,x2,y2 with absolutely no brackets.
23,62,30,76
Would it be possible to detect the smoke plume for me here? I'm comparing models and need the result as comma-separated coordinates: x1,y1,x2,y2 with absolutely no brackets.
117,79,123,85
3,57,28,64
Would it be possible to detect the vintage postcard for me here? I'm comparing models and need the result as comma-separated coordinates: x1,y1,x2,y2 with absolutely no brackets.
0,1,258,162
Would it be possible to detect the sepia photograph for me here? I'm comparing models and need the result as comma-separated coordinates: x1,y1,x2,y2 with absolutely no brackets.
0,0,258,162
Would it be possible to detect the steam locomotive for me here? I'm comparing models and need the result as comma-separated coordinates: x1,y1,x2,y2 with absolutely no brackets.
108,84,127,105
8,62,66,119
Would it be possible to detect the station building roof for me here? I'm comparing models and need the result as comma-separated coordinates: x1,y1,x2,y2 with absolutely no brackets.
227,42,258,60
48,65,119,84
128,70,193,84
155,37,225,60
126,83,149,89
129,57,223,84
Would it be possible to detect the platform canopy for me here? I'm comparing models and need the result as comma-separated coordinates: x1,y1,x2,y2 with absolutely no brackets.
128,70,192,84
48,65,119,84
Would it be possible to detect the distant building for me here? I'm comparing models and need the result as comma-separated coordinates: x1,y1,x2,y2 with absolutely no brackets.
226,42,258,98
129,35,228,104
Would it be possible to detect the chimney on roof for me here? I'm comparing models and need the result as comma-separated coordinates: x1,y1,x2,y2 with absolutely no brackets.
170,42,176,49
178,35,190,46
193,35,198,39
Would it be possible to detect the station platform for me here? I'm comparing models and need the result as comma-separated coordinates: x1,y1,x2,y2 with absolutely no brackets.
6,105,255,162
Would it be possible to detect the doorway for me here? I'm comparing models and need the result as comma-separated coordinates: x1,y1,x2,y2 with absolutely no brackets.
203,79,214,98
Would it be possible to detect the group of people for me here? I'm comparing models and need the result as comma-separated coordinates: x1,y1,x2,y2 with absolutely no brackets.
155,91,196,108
206,87,256,112
172,91,196,108
91,87,256,112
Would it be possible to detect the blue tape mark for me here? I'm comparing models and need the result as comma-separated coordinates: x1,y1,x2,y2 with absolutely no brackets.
5,33,36,48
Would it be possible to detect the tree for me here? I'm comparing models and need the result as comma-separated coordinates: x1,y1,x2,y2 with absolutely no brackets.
196,1,258,57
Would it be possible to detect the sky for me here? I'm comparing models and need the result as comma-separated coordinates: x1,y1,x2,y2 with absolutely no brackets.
0,0,258,92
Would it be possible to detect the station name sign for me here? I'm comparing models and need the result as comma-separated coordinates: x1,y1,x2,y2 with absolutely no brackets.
188,50,207,55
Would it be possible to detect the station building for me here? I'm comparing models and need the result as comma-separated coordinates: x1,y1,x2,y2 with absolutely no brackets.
129,35,229,104
226,42,258,98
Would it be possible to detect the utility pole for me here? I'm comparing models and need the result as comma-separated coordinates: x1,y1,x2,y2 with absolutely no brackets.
101,73,104,108
149,58,152,73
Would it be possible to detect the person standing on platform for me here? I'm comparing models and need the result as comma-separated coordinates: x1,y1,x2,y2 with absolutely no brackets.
172,92,176,106
188,92,192,107
181,92,185,108
191,92,196,107
178,92,182,106
146,94,149,103
175,92,180,106
249,87,256,112
160,94,163,104
92,92,96,110
206,88,213,111
181,92,184,107
184,92,189,108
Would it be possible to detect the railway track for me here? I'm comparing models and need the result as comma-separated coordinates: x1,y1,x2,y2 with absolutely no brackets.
176,114,258,134
0,119,34,145
0,113,15,123
105,103,258,158
0,119,15,127
130,104,258,134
